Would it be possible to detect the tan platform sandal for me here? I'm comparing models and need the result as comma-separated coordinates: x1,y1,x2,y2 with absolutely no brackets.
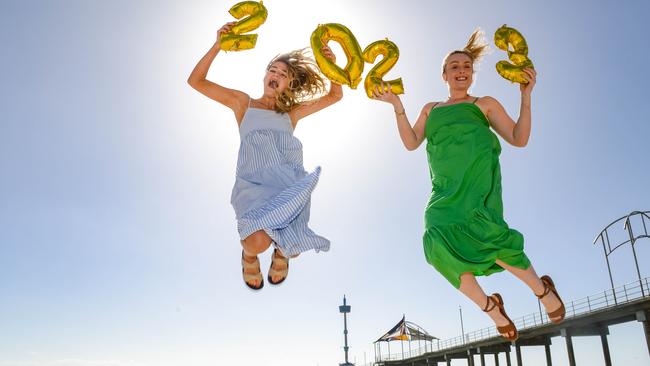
484,293,518,341
267,248,289,285
536,275,565,324
241,250,264,290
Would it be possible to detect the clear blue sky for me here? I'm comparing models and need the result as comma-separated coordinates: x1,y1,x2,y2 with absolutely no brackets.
2,0,650,365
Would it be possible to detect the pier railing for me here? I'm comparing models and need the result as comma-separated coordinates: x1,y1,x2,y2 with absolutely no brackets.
377,277,650,361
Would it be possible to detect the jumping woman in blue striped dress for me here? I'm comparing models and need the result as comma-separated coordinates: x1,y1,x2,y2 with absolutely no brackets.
188,22,343,290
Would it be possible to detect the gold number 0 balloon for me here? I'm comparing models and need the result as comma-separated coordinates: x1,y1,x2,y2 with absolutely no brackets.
220,1,268,52
310,23,364,89
362,39,404,98
494,24,534,84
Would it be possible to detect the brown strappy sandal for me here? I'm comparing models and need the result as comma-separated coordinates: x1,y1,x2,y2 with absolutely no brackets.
536,275,565,324
267,248,289,285
241,250,264,290
484,293,518,341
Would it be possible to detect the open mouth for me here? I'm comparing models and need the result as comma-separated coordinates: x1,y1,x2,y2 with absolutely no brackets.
456,76,468,81
268,80,278,89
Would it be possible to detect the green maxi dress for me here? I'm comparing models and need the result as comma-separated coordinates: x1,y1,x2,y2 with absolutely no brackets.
423,101,530,289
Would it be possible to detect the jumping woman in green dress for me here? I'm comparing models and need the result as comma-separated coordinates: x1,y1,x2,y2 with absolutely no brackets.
373,30,565,341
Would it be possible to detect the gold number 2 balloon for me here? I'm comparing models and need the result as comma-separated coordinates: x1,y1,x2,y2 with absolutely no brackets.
220,1,268,51
362,39,404,98
494,24,534,84
310,23,364,89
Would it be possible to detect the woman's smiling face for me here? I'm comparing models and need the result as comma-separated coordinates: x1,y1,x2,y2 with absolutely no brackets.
443,52,474,89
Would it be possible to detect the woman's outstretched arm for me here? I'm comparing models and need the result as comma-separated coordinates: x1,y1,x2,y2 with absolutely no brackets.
373,83,431,151
290,46,343,125
188,22,249,123
483,67,537,147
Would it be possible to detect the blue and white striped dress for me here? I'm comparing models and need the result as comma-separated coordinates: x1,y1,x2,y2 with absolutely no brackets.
230,106,330,257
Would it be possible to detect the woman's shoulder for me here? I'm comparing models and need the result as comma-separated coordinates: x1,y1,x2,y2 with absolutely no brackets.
474,96,503,115
475,95,501,107
421,101,443,117
238,92,252,106
234,92,252,125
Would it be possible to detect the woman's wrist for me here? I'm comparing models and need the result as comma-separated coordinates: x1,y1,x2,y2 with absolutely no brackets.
393,100,405,115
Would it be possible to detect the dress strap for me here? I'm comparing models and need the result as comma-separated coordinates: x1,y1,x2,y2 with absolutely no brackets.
248,97,253,107
472,97,480,104
428,102,440,115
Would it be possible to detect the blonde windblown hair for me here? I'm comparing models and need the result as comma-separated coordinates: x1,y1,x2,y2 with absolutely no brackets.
442,29,490,74
267,48,327,114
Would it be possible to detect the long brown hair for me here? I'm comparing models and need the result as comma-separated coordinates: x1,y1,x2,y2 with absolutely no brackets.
267,48,327,113
442,28,490,74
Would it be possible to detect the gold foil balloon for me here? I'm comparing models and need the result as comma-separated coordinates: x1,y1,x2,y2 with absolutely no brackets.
310,23,364,89
362,39,404,98
220,1,268,51
493,24,534,84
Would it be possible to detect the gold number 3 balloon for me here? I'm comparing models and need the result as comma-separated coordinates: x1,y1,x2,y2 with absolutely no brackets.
220,1,268,51
362,39,404,98
494,24,534,84
310,23,364,89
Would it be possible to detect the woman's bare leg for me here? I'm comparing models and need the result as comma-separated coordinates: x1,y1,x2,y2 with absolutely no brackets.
458,272,516,338
495,260,563,322
240,230,273,287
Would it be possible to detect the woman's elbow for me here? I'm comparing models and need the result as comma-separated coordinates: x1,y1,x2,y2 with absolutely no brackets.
330,91,343,103
405,142,418,151
510,132,529,148
514,139,528,148
187,73,205,88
